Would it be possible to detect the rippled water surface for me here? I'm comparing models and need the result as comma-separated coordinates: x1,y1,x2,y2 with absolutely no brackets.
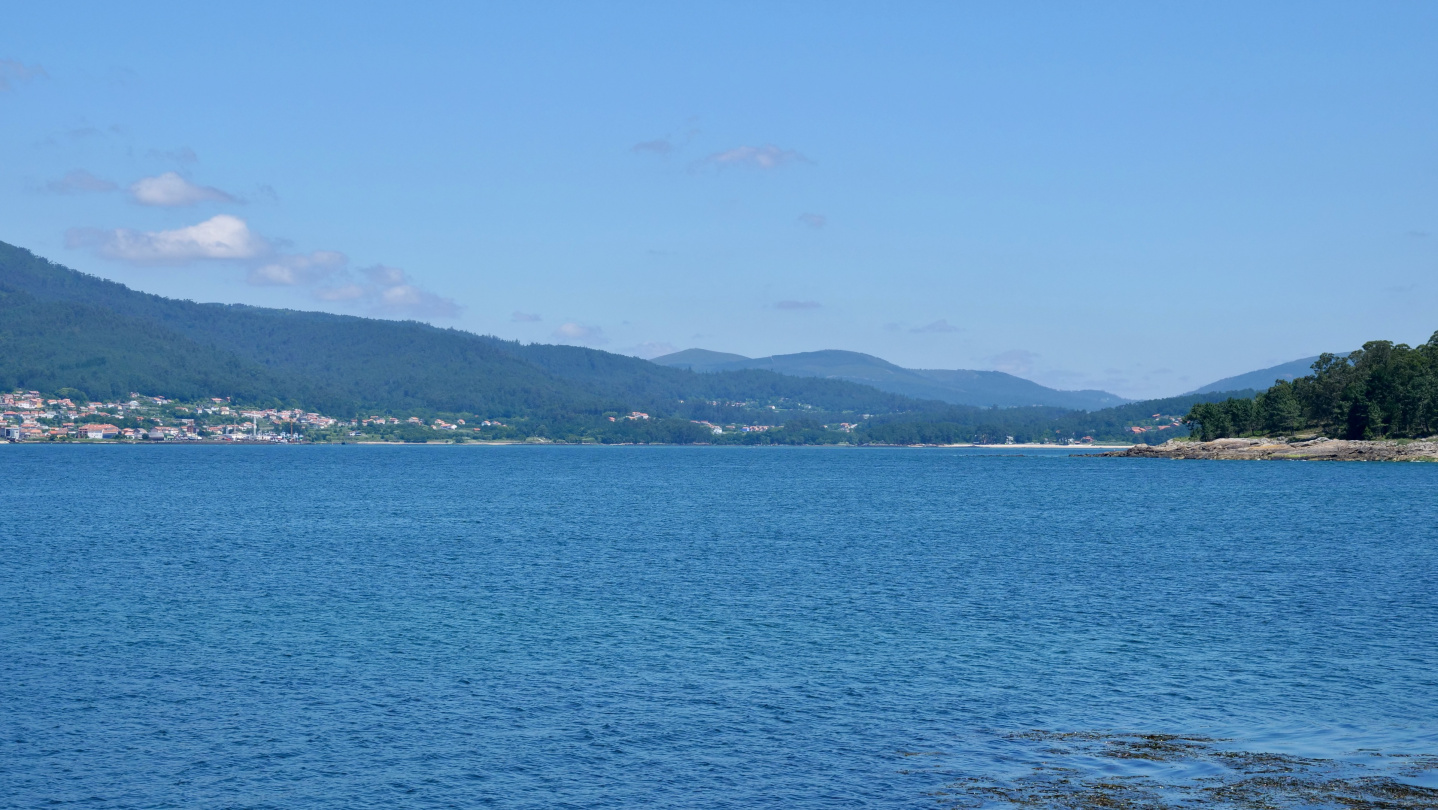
2,445,1435,808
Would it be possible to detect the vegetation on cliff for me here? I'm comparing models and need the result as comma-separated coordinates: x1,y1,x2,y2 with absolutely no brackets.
1186,335,1438,441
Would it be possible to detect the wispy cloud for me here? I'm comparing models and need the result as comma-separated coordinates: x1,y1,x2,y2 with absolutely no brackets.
632,126,700,156
369,270,462,318
774,299,821,310
1407,230,1430,238
628,341,677,359
511,311,542,322
66,214,266,264
797,213,827,229
911,318,961,334
552,322,607,345
247,250,348,286
697,144,809,171
632,138,676,155
989,349,1039,376
310,264,461,318
34,124,123,148
130,172,237,206
146,147,199,164
314,284,366,302
47,169,118,195
0,59,47,91
66,198,460,318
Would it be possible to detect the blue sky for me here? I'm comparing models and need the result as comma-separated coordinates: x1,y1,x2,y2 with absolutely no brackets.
2,2,1435,398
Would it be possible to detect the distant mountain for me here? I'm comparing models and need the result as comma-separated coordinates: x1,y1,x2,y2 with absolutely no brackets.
1188,356,1328,394
650,348,751,370
650,348,1130,410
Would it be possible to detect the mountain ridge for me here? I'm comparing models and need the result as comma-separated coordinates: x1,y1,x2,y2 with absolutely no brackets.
1186,356,1331,395
651,348,1130,411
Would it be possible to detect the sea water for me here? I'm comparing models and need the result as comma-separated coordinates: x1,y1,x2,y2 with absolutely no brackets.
1,445,1434,808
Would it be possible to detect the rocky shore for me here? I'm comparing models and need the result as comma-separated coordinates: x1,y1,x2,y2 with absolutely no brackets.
1097,436,1438,462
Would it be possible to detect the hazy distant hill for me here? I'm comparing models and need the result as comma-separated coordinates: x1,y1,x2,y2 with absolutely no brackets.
1188,356,1328,394
651,348,1129,410
653,348,751,369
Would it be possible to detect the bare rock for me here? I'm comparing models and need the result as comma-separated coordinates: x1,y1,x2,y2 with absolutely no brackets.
1095,437,1438,462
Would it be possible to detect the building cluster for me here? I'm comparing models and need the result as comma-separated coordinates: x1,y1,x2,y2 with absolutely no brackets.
1126,414,1185,435
2,390,343,443
2,390,169,442
1,389,525,443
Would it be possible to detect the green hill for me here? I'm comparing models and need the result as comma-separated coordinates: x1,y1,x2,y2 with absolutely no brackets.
2,239,1268,445
0,241,929,421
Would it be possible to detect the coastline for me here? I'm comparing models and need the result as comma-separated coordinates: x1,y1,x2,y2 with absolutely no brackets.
5,439,1129,449
1097,437,1438,462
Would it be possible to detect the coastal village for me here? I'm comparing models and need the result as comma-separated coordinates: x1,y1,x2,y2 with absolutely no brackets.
0,390,834,443
2,388,1171,445
1,390,346,442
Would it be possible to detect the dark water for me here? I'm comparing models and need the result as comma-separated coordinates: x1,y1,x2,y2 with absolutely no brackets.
1,445,1435,808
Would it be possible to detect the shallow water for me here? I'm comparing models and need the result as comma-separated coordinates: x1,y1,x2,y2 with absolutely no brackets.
1,445,1434,808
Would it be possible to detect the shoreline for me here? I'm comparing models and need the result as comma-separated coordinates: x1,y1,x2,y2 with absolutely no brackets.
6,439,1133,449
1097,437,1438,462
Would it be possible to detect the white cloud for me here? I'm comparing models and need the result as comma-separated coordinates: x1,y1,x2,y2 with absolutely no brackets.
0,59,46,91
511,311,542,322
698,144,809,171
131,172,236,206
378,283,462,318
911,318,961,334
553,322,607,345
65,212,461,319
67,214,267,264
344,264,462,318
797,213,827,229
775,299,821,310
47,170,117,194
247,250,348,286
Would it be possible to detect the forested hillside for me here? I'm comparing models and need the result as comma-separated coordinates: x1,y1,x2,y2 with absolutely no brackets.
0,241,924,420
1186,337,1438,440
3,239,1256,444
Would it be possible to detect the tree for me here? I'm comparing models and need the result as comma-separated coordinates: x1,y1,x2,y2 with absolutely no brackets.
1259,382,1302,435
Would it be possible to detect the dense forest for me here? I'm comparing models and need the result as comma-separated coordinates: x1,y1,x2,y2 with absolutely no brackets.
3,239,1259,444
0,241,923,419
1185,336,1438,441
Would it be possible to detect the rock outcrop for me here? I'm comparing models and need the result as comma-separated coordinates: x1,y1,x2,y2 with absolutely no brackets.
1096,437,1438,462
